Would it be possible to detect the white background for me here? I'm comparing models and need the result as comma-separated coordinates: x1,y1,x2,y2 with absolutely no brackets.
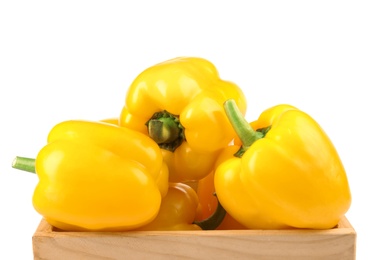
1,1,389,259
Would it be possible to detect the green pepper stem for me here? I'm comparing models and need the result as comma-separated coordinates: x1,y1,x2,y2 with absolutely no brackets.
148,117,180,144
193,196,226,230
223,99,263,151
146,110,184,152
12,156,36,173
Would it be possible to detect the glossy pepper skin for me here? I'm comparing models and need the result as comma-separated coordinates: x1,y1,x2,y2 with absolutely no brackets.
135,183,202,231
33,120,169,231
119,57,246,182
136,181,226,231
214,100,352,230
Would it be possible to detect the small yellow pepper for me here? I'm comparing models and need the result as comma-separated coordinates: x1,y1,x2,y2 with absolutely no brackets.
214,100,352,229
136,182,225,231
13,120,169,231
135,183,201,231
119,57,246,182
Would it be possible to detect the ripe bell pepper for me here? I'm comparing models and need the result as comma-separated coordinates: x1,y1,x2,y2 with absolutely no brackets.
119,57,246,182
12,120,169,231
135,182,201,231
214,99,352,229
136,182,226,231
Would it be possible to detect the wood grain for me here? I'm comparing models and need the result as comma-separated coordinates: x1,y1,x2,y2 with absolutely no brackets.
32,216,356,260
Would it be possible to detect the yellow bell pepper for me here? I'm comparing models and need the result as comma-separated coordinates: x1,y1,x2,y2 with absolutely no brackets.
136,182,226,231
12,120,169,231
214,99,352,229
135,182,201,230
119,57,246,182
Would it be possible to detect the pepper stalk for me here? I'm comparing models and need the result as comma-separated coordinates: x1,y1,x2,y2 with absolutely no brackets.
12,156,36,173
146,110,185,152
223,99,270,157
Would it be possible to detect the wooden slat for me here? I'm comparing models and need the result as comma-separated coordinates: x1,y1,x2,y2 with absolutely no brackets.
33,216,356,260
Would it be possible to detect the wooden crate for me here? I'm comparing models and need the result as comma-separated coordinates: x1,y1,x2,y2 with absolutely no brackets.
32,216,356,260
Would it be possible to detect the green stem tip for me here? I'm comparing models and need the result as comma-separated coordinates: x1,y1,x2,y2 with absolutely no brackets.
12,156,36,173
223,99,265,155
